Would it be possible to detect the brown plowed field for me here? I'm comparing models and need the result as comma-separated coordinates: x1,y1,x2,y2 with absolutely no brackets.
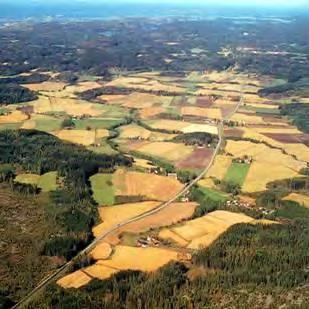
176,147,213,169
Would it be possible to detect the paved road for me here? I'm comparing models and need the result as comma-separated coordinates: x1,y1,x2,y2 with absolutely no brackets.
13,92,243,309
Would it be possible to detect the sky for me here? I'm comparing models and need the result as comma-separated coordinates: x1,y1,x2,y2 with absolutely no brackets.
10,0,309,5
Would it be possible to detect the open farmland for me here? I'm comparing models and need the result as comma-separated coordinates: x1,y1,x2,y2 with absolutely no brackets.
53,129,96,146
104,202,197,245
58,245,180,288
225,140,306,192
90,174,115,206
224,162,250,186
159,210,274,249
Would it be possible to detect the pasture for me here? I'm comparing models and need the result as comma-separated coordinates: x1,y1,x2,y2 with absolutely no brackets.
224,162,250,186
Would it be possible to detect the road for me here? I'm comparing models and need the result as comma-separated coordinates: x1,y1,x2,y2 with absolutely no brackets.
13,92,243,309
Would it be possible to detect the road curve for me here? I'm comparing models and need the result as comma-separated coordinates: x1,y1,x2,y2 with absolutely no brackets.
13,92,243,309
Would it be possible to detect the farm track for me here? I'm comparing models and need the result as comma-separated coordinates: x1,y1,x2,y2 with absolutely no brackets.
13,89,243,309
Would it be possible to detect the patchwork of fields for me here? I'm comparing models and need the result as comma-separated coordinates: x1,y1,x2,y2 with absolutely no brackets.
1,69,308,294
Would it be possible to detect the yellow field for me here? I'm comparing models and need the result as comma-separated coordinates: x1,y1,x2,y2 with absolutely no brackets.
146,119,188,131
106,77,186,94
21,119,36,129
130,141,194,162
113,169,183,201
57,270,92,288
139,106,165,119
118,124,153,140
245,103,279,109
197,177,216,189
0,111,28,123
96,129,110,139
58,245,180,288
230,112,266,124
225,140,306,192
25,81,66,92
64,81,102,94
14,174,41,185
101,245,179,271
54,130,96,146
203,155,233,180
90,242,113,260
32,97,102,117
106,202,197,245
241,127,309,162
182,123,218,135
158,229,189,247
93,201,160,237
159,211,253,249
283,193,309,207
181,106,222,119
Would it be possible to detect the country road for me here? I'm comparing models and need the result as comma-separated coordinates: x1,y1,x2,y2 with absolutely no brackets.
13,91,243,309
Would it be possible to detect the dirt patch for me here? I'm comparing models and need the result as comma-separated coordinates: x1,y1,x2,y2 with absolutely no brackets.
262,133,309,144
196,96,215,108
176,147,213,169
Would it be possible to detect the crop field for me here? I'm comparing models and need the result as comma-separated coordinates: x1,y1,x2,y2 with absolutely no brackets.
225,140,306,192
31,114,63,132
122,140,194,163
112,169,183,201
90,174,115,206
59,245,180,288
145,119,218,135
93,201,160,237
282,193,309,207
73,118,123,130
230,112,266,124
224,162,250,186
53,129,96,146
176,147,213,169
139,106,166,119
118,124,176,141
197,187,228,203
90,242,113,260
14,172,58,192
25,81,66,92
181,106,222,119
203,155,233,180
105,202,197,245
0,110,28,123
161,210,257,249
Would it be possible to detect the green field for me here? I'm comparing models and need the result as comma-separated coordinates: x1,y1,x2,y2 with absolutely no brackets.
73,118,123,130
243,105,280,115
95,104,127,118
199,186,229,203
38,172,58,192
87,141,117,155
35,117,63,132
0,123,22,130
14,171,58,192
90,173,115,206
224,162,250,186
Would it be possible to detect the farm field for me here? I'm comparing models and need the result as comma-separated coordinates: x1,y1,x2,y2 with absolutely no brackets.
282,193,309,207
224,162,250,186
159,210,275,249
58,245,180,288
14,172,58,192
90,174,115,206
225,140,306,192
104,202,198,245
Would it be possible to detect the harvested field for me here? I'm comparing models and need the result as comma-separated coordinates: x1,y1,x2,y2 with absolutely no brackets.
57,270,92,289
0,111,28,123
139,106,166,119
146,119,189,132
25,81,66,92
182,123,218,135
181,106,222,119
118,124,152,140
54,130,96,146
97,245,179,272
133,158,154,169
230,112,265,124
113,169,183,201
96,129,110,139
198,177,216,189
93,201,160,237
126,141,194,162
176,147,213,169
204,155,233,180
225,141,306,192
282,193,309,207
161,210,254,249
158,229,189,246
105,202,198,245
90,242,113,260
